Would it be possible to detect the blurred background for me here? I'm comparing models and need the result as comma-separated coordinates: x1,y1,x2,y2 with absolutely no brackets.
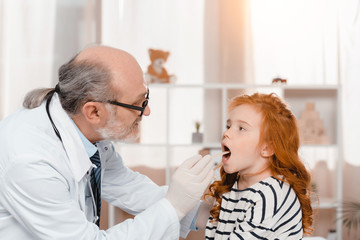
1,0,359,239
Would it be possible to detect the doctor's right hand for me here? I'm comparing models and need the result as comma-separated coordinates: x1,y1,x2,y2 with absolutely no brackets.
166,154,214,221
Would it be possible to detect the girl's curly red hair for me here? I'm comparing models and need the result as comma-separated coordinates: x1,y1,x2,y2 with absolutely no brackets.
204,92,313,235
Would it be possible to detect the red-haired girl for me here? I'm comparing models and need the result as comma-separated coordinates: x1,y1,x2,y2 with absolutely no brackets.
203,93,313,239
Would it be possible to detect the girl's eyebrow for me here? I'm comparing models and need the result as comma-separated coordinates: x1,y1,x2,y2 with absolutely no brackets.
227,119,252,127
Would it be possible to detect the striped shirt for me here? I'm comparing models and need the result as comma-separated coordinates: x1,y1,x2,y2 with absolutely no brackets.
205,176,303,240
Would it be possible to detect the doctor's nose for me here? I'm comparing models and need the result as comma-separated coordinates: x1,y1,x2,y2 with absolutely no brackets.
143,104,151,116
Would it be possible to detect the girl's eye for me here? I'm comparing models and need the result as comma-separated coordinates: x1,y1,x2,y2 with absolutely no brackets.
239,127,245,131
226,125,230,130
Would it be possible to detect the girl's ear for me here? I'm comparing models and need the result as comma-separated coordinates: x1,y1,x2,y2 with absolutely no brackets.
261,143,274,158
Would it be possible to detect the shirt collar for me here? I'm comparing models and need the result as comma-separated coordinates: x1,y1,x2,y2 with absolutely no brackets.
71,120,98,158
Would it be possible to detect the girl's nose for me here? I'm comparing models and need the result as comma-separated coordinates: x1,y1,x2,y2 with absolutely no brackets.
222,129,230,140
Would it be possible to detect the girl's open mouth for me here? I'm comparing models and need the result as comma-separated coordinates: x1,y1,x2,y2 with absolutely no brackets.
222,144,231,161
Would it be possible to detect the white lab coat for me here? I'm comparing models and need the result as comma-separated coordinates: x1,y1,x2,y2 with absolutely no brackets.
0,94,194,239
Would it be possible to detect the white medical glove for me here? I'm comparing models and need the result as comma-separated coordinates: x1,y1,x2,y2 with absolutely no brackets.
166,154,214,221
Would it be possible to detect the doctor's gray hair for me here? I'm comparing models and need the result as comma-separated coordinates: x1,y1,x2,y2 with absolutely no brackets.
23,55,116,115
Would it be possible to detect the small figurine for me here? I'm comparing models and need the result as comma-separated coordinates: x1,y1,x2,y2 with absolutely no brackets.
272,77,287,85
297,102,330,144
145,48,176,84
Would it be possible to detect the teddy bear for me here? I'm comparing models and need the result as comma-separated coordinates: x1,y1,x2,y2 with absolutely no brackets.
145,48,176,84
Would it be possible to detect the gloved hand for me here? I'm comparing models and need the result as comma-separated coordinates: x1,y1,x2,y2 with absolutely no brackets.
166,154,214,221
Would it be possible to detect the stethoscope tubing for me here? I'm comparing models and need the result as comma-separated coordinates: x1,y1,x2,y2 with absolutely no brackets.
45,93,99,224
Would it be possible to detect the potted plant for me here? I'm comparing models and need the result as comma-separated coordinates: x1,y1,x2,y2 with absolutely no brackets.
192,121,203,143
342,201,360,236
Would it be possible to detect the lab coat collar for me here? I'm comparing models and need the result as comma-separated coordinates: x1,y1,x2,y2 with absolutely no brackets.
49,94,92,182
71,120,98,158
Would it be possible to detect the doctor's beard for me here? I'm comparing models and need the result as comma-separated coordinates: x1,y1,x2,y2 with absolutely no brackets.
97,106,141,142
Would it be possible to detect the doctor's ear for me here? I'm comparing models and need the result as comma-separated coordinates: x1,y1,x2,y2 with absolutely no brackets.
81,102,107,125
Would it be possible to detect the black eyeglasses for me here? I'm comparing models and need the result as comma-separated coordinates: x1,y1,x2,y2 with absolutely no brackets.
106,89,149,117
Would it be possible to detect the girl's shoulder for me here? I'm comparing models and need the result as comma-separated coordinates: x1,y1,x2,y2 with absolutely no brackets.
229,176,293,202
232,176,287,192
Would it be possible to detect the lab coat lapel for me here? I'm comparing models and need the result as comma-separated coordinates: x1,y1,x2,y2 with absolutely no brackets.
49,94,92,182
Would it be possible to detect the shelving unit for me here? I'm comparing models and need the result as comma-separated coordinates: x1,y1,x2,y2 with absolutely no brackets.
112,83,343,239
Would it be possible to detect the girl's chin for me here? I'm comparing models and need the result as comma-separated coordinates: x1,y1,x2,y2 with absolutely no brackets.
223,166,237,175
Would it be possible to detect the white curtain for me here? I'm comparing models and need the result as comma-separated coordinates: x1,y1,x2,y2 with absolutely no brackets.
0,0,99,120
339,0,360,167
339,3,360,237
250,0,339,85
0,0,56,119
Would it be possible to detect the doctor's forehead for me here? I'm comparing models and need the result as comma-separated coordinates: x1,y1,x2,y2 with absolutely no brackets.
76,46,130,63
76,46,142,77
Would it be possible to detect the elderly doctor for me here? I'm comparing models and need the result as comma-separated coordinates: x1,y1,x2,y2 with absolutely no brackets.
0,46,214,239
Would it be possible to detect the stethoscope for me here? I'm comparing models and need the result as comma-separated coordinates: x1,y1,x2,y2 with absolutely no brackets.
46,91,62,141
45,89,100,225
